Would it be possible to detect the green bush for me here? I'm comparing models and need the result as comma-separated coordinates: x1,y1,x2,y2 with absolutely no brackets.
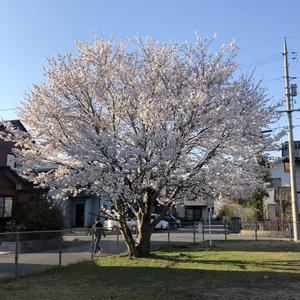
250,188,268,221
17,199,64,231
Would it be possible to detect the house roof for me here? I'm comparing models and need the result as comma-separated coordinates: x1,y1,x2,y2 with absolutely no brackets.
0,166,42,192
0,120,27,133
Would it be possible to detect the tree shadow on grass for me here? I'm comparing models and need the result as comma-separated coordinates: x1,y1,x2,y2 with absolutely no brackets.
150,253,300,272
86,261,300,300
0,262,54,279
2,261,300,300
157,240,300,253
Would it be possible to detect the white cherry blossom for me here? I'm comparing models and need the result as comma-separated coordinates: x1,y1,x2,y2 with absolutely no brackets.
1,36,281,257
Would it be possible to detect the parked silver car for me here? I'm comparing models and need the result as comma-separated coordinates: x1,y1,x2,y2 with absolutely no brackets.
151,214,169,230
104,218,137,232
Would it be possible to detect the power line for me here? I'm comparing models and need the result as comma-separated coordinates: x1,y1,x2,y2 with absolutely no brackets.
238,55,282,70
239,37,283,50
262,77,283,83
239,35,300,50
0,108,16,111
0,92,20,95
239,54,281,66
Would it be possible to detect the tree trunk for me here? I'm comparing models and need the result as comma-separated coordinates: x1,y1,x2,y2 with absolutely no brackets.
121,188,157,257
119,218,138,257
135,218,152,257
120,213,153,257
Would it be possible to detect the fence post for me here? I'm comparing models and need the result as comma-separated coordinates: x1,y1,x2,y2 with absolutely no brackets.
167,225,170,244
288,222,293,241
193,222,196,243
224,222,227,241
15,232,19,278
202,219,205,243
91,231,94,260
116,230,119,254
58,232,63,266
208,209,212,247
254,222,258,241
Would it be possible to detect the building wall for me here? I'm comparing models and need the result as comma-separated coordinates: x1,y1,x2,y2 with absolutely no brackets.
0,175,16,193
184,198,208,206
182,197,214,220
84,197,102,226
0,175,40,204
175,204,185,218
270,160,300,209
295,161,300,194
271,160,300,189
0,140,14,166
65,196,108,228
0,174,42,231
271,161,291,187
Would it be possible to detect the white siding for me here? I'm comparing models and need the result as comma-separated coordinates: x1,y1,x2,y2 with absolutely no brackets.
265,188,275,205
271,161,291,187
270,160,300,191
270,160,300,210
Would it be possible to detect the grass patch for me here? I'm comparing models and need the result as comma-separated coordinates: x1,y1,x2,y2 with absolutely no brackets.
1,241,300,299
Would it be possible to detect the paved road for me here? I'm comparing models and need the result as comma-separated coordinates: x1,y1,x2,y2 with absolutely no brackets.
0,235,123,278
0,231,191,278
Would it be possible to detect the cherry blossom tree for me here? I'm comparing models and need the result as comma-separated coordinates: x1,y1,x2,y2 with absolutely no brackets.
2,36,280,257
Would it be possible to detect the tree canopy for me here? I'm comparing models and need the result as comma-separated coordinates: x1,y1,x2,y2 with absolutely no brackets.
2,35,280,256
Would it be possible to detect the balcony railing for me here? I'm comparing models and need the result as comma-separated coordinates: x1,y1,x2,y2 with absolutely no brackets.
282,148,300,159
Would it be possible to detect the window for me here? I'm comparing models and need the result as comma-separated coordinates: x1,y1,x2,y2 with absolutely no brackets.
6,154,17,170
271,178,282,188
185,207,202,221
0,197,13,218
186,208,193,220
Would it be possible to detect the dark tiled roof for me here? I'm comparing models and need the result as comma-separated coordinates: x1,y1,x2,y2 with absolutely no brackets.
0,120,27,132
0,166,43,192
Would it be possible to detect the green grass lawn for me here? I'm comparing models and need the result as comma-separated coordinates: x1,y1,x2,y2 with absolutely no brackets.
1,241,300,299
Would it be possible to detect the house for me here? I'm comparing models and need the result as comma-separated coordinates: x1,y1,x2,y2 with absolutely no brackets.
0,120,44,231
56,193,109,228
175,196,214,221
264,141,300,220
152,187,214,221
0,120,110,229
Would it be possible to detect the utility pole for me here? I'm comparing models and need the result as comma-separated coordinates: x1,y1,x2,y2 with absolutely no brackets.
283,37,299,241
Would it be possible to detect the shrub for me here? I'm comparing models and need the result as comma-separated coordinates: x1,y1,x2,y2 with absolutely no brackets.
16,199,64,231
216,201,256,222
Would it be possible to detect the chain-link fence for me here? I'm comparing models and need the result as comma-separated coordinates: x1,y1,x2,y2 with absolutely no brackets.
153,220,296,245
0,232,18,278
0,220,297,278
196,220,295,242
0,229,127,279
